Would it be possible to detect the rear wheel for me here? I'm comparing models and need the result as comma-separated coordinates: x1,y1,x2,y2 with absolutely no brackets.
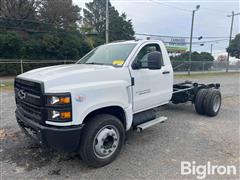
79,114,125,167
194,89,209,115
203,89,221,117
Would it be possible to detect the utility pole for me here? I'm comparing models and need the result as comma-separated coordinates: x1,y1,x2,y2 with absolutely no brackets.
106,0,109,43
226,12,240,72
210,44,213,55
188,5,200,75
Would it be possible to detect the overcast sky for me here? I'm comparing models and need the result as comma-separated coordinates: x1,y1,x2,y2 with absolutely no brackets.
73,0,240,55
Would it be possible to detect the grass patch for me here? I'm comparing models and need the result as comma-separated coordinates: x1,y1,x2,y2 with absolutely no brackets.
174,72,240,79
0,81,14,91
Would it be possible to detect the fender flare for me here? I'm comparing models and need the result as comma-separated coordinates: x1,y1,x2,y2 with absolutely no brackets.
80,103,133,131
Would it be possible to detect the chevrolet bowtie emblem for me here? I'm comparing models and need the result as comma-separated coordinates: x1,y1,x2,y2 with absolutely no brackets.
18,89,26,100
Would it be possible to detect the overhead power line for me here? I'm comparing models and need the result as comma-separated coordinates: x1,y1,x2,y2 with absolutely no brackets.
135,33,230,39
201,7,231,14
151,0,192,13
227,12,240,17
151,0,234,14
161,39,228,44
0,16,78,29
191,39,229,44
0,16,53,26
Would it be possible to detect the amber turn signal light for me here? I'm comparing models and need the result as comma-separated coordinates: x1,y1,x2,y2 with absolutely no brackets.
59,97,71,104
60,111,71,119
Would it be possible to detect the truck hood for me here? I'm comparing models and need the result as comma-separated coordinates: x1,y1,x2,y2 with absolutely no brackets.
18,64,131,92
19,64,114,80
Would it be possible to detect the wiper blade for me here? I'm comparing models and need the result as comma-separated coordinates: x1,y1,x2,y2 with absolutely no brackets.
85,62,105,65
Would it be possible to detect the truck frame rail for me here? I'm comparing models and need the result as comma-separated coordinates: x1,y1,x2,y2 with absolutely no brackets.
171,81,220,104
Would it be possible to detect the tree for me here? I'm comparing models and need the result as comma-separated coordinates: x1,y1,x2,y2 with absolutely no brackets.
170,51,214,71
38,0,82,30
0,0,40,30
40,30,91,59
83,0,134,43
0,31,24,59
0,0,39,19
0,29,92,75
0,31,25,75
0,0,41,31
227,34,240,59
217,54,227,63
109,12,135,41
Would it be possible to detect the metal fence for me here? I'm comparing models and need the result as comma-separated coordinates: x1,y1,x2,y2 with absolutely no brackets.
0,59,77,76
171,60,240,73
0,59,239,76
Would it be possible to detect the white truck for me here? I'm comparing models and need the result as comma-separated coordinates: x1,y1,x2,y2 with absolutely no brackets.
14,40,221,167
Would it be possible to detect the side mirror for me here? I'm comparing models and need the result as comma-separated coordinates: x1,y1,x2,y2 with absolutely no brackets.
132,61,141,70
147,52,162,70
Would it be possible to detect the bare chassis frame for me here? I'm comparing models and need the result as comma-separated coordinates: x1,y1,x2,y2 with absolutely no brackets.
171,81,220,104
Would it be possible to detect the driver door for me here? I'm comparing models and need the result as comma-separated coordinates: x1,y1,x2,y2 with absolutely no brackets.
130,43,172,113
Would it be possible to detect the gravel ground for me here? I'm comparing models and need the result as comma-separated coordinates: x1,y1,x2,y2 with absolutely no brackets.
0,73,240,180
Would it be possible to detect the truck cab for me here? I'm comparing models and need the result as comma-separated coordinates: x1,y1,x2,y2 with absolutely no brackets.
15,40,221,167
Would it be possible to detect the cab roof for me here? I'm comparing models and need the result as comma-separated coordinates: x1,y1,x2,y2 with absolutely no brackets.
108,39,164,45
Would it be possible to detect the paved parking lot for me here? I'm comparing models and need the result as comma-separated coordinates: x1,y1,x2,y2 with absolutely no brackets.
0,73,239,179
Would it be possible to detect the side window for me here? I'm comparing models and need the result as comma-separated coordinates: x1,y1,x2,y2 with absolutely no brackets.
133,44,163,69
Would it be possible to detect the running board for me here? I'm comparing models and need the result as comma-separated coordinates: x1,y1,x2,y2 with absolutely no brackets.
136,116,167,132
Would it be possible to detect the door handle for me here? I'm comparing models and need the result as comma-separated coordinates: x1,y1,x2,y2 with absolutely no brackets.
162,71,170,74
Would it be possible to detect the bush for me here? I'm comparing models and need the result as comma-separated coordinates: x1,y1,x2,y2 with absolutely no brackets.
0,30,92,76
170,51,214,71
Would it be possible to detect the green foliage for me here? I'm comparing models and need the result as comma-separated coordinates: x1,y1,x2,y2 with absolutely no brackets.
0,31,23,59
0,62,21,76
38,0,82,30
0,0,39,19
0,30,91,60
170,51,214,71
83,0,106,35
0,30,91,75
227,34,240,59
83,0,134,43
0,0,136,76
109,12,135,41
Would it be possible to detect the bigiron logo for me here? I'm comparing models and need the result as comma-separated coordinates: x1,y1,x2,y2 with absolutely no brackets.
181,161,237,179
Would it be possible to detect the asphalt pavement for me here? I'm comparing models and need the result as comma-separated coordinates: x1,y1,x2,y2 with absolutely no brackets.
0,73,239,179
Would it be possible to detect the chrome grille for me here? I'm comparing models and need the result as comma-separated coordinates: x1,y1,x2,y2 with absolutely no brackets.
15,78,44,123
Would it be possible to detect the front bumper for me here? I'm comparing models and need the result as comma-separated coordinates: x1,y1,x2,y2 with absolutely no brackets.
16,110,83,152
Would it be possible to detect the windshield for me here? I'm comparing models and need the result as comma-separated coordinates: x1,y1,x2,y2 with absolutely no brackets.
77,43,137,66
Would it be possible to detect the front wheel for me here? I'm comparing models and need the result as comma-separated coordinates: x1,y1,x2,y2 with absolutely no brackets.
79,114,125,167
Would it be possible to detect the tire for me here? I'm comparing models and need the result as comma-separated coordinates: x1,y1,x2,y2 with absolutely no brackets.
79,114,125,167
194,89,209,115
203,89,221,117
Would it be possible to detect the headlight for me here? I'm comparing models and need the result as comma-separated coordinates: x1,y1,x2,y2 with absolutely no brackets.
46,93,72,122
47,95,71,105
50,110,72,120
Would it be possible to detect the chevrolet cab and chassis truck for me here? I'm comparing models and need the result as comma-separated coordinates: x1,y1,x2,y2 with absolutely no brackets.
15,40,221,167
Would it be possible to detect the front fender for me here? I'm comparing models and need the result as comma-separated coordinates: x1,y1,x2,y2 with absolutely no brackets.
45,80,133,128
80,102,133,131
67,80,133,129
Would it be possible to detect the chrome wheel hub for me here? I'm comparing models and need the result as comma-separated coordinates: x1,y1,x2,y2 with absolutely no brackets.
213,95,221,112
94,125,119,159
